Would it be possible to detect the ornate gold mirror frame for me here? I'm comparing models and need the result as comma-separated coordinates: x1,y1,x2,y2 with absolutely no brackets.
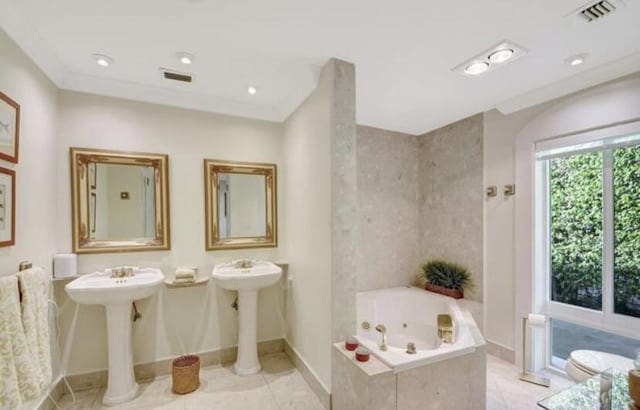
70,147,171,254
204,159,277,250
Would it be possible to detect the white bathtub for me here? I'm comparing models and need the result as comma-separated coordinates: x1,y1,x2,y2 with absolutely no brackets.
356,286,483,373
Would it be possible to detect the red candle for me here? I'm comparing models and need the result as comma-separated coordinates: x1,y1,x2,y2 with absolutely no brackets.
355,347,370,362
345,337,359,351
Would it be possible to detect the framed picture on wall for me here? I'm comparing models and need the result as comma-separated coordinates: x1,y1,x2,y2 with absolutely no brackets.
0,167,15,247
0,91,20,163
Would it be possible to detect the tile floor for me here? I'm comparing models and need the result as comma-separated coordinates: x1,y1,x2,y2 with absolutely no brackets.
486,354,575,409
54,353,575,409
54,353,324,410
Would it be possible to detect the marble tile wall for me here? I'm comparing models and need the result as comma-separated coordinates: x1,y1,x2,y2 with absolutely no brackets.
330,58,358,343
396,346,487,410
418,114,484,302
331,344,396,410
356,126,420,291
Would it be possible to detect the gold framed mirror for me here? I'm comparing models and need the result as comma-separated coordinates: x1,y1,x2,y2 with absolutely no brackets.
70,147,171,254
204,159,277,250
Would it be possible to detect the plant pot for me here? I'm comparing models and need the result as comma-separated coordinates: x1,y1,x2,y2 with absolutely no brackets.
425,283,464,299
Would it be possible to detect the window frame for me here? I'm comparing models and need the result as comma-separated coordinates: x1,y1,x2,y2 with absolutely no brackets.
535,130,640,371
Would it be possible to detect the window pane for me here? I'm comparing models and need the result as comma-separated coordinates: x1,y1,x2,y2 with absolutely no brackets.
549,152,603,310
551,319,639,369
613,144,640,318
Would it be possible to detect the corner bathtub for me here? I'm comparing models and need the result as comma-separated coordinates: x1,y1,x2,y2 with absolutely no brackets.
356,286,483,373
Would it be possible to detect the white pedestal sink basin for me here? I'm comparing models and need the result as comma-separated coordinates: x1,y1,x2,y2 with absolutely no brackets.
65,268,163,406
212,260,282,375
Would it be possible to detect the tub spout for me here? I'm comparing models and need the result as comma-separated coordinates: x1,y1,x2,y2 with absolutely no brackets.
437,314,455,344
375,324,388,351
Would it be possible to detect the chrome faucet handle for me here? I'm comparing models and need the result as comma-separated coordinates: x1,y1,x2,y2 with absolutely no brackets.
406,342,416,354
375,324,388,351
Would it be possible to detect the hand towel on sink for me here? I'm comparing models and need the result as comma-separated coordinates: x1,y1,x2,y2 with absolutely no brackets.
17,267,52,391
0,274,40,408
175,267,196,280
173,277,196,284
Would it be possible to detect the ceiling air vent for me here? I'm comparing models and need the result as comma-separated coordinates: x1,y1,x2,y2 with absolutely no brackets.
161,68,193,83
577,0,617,22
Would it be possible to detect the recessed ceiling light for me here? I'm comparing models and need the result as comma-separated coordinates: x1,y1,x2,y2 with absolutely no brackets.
464,61,490,76
247,86,257,95
567,53,588,66
452,40,528,77
176,52,195,65
92,53,113,67
488,48,514,64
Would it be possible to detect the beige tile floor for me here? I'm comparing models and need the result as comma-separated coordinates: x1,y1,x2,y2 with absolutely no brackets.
55,353,324,410
55,353,575,409
486,354,575,409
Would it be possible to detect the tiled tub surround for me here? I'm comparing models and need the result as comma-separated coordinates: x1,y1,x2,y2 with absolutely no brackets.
419,114,484,302
356,126,420,292
333,286,486,409
356,287,480,372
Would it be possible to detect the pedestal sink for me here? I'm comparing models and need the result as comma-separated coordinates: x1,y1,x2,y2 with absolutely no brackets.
212,260,282,375
65,268,163,406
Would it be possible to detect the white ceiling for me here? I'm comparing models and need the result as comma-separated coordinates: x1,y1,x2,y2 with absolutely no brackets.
1,0,640,135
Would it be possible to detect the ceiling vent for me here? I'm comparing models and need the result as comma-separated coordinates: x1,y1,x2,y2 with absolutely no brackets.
572,0,621,22
160,68,193,83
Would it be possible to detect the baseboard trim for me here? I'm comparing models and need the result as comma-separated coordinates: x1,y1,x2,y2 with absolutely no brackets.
486,339,516,364
36,376,65,410
64,338,285,393
283,339,331,410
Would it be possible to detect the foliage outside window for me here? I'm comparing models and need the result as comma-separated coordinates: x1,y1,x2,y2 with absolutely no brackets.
549,144,640,319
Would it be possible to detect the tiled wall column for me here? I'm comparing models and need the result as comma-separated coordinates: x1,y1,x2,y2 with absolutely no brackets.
330,58,357,343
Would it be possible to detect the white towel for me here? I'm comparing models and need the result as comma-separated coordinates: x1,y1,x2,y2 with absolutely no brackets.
175,267,196,279
0,275,40,408
17,267,52,392
173,277,195,284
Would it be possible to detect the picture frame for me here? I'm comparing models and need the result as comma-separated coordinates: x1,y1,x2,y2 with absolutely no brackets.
0,167,16,247
0,91,20,163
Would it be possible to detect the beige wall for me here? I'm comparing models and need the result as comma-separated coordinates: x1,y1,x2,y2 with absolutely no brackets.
356,125,419,291
483,72,640,355
419,114,484,302
0,30,58,276
0,28,60,402
482,106,547,352
55,91,287,375
282,61,334,391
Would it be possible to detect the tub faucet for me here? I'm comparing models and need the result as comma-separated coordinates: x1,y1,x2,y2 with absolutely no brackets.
375,324,388,351
437,314,455,344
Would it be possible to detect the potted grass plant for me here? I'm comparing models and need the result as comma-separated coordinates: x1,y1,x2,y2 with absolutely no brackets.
422,260,472,299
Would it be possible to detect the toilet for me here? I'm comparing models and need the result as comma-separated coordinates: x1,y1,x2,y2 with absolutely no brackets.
565,350,635,382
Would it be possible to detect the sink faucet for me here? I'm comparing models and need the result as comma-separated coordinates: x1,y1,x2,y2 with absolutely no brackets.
110,267,135,278
375,324,388,351
234,260,254,269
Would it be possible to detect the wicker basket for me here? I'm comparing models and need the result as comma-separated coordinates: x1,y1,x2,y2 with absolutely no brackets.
172,355,200,394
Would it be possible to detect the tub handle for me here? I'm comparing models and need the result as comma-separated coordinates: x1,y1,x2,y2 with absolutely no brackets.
406,342,416,354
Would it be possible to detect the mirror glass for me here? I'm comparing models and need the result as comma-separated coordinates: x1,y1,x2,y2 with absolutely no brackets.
217,173,266,239
71,148,170,254
89,163,156,240
204,159,277,250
